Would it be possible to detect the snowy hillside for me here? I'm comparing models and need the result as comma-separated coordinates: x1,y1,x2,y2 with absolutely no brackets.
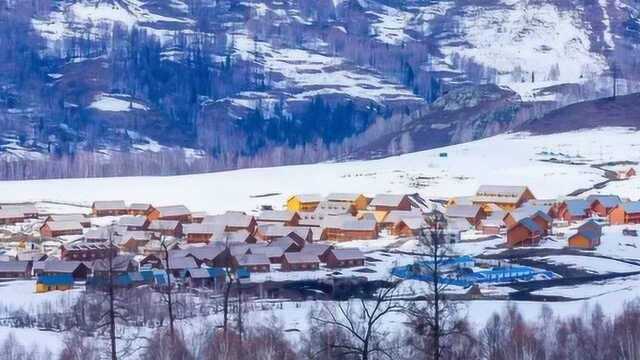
3,127,639,213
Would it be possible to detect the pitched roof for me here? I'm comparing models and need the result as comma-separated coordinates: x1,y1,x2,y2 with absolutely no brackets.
473,185,530,204
370,194,408,207
155,205,190,218
167,256,198,270
47,214,87,223
148,220,181,231
291,194,324,203
93,255,137,272
129,203,152,211
587,194,622,208
234,253,270,266
182,223,224,236
300,244,332,256
250,245,286,258
283,252,320,264
0,261,30,273
339,219,377,231
44,221,83,232
118,216,148,227
384,209,422,224
186,268,225,279
92,201,127,210
258,210,297,222
327,193,364,202
201,212,255,228
268,236,299,250
185,245,226,261
446,205,482,219
37,260,85,273
259,225,311,239
508,208,552,223
2,204,37,215
330,248,365,261
563,199,591,216
516,218,542,233
621,201,640,214
398,217,426,230
84,227,112,240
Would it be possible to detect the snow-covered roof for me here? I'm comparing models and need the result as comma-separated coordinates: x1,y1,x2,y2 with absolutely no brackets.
446,205,482,218
1,204,37,215
0,209,25,219
201,211,255,228
47,214,87,223
474,185,530,204
563,199,590,216
517,218,542,233
283,252,320,264
398,217,426,230
182,223,224,236
185,245,226,261
330,248,365,261
129,203,152,211
45,221,83,231
235,253,270,266
148,220,181,231
586,194,621,208
290,194,324,203
370,194,408,207
92,201,127,210
384,209,422,224
0,261,30,273
118,216,148,227
326,193,365,202
258,210,297,222
155,205,190,218
621,201,640,214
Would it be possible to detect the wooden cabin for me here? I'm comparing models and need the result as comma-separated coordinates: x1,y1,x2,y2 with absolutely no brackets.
36,274,74,293
34,260,91,281
322,219,378,241
182,223,223,244
300,244,333,262
287,194,323,212
118,216,150,231
40,221,84,238
568,220,602,249
609,202,640,225
61,242,118,261
232,254,270,272
0,261,32,279
45,214,91,228
587,195,622,217
92,201,128,216
185,268,226,289
616,167,636,180
281,253,320,271
446,205,487,228
257,210,300,226
391,217,426,237
472,185,535,211
0,209,25,225
128,203,154,216
326,193,371,211
148,205,192,223
557,199,591,222
148,220,183,238
325,248,365,268
369,194,412,212
201,212,257,233
2,204,38,219
504,210,552,236
479,219,502,235
506,218,542,247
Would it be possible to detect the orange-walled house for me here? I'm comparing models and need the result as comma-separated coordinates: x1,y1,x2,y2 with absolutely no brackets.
609,202,640,225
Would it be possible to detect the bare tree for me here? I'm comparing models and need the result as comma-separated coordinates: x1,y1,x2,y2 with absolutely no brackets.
310,281,403,360
404,210,470,360
161,235,175,339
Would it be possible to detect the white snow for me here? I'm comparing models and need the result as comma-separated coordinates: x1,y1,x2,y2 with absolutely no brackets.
88,94,149,112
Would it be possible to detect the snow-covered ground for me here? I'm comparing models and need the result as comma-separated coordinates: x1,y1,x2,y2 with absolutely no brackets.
1,127,638,214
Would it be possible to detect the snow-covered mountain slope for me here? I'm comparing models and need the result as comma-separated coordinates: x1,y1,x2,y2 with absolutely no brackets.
0,0,638,179
3,127,639,214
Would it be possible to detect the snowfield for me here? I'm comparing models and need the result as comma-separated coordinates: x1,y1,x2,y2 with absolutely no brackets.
1,127,638,214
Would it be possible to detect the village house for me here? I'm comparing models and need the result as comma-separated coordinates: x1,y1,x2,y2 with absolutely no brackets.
128,203,154,216
61,242,118,261
300,244,333,262
142,238,179,258
45,214,91,228
325,248,366,268
34,260,91,281
392,217,426,237
268,236,303,252
369,194,412,212
380,209,422,229
322,218,378,241
40,221,84,238
0,261,32,279
310,201,357,218
472,185,536,211
202,211,258,233
139,254,164,269
0,209,25,225
183,245,229,268
326,193,371,211
587,195,622,217
117,231,152,254
36,274,74,293
446,205,487,228
287,194,324,212
148,205,192,223
615,167,636,180
190,212,207,224
568,220,603,249
148,220,183,238
479,218,502,235
182,223,224,244
557,199,591,222
281,252,320,271
506,218,543,247
609,201,640,225
2,204,38,219
92,255,138,277
232,253,270,272
118,216,150,231
185,268,226,289
16,251,47,264
250,245,287,264
504,209,552,236
165,256,198,278
255,225,313,245
92,201,128,216
257,210,301,226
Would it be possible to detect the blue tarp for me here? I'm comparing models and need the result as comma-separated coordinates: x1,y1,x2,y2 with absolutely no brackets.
37,274,74,286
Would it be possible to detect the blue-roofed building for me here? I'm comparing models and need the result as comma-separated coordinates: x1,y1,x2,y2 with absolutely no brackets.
587,195,622,216
558,199,591,222
610,201,640,225
36,274,74,293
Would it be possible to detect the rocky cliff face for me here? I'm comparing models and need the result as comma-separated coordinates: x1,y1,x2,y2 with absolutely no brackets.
0,0,638,179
